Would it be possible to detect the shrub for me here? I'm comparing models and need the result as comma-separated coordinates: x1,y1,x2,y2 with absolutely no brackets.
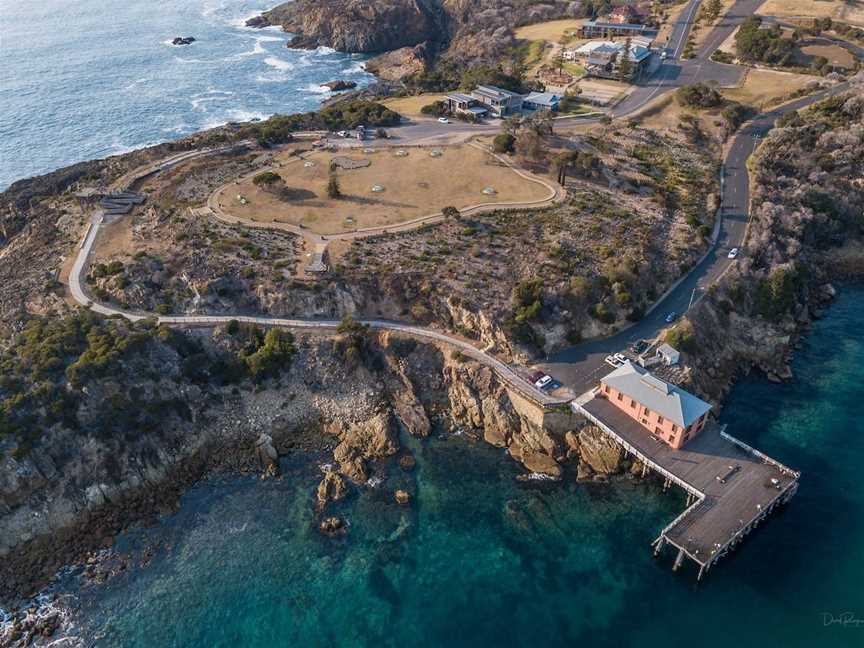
420,101,449,117
676,83,723,108
252,171,282,188
327,171,342,199
241,328,296,381
442,206,461,220
493,133,515,154
589,302,615,324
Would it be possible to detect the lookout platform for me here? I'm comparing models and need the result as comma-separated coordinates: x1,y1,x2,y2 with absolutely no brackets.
575,391,800,580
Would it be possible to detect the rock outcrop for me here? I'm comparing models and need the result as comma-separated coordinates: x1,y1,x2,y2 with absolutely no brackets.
364,45,429,82
323,80,358,92
248,0,574,68
248,0,441,53
329,411,399,482
316,470,348,510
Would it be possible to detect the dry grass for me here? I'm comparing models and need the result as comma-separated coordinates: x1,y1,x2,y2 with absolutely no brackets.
514,19,585,43
220,145,550,235
798,42,857,66
381,93,449,118
722,68,817,108
757,0,864,26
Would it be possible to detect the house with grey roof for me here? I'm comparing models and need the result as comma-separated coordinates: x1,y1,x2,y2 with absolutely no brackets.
444,92,489,118
522,92,560,112
470,85,524,117
598,361,711,449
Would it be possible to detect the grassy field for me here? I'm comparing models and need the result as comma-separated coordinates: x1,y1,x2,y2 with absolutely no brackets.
798,42,857,66
220,145,550,235
513,19,585,43
722,68,816,108
757,0,864,26
381,93,449,119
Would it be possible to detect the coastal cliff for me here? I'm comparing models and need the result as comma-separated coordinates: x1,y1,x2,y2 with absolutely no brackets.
0,318,627,604
248,0,574,69
667,86,864,404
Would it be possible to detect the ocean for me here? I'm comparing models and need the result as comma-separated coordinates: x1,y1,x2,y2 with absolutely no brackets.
0,0,374,190
47,284,864,647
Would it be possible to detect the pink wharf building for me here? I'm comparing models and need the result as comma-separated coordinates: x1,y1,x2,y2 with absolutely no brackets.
598,361,712,449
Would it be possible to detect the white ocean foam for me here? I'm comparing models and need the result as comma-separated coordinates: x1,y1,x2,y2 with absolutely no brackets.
174,56,212,65
303,83,331,95
225,108,271,122
525,472,557,481
235,35,284,58
263,56,295,71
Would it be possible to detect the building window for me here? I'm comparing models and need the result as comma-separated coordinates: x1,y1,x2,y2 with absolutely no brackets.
603,384,609,393
657,415,664,424
655,427,662,436
630,399,636,408
671,424,678,433
617,392,623,401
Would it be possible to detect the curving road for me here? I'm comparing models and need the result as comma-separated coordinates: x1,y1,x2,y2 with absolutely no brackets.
66,0,854,402
539,80,853,392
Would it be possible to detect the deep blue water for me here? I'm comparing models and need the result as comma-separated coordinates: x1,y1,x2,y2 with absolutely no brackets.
61,285,864,647
0,0,374,190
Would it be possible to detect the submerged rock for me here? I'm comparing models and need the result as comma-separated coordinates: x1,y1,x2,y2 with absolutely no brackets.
171,37,196,46
319,516,347,536
394,489,411,505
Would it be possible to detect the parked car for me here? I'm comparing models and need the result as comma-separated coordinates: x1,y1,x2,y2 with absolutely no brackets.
534,375,553,389
527,370,545,384
660,51,668,60
664,312,677,323
437,117,450,124
727,247,739,259
614,353,628,364
337,130,349,138
604,355,623,368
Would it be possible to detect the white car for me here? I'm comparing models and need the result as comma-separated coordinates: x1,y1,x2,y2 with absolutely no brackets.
437,117,450,124
604,355,623,368
727,247,739,259
534,375,553,389
336,130,349,138
665,312,677,323
614,353,628,364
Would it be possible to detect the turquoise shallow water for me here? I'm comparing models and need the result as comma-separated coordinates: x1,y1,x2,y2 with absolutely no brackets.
68,285,864,647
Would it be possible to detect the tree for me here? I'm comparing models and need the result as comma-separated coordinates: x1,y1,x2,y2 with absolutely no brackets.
493,132,516,153
327,170,341,199
442,206,461,220
618,37,634,81
252,171,283,193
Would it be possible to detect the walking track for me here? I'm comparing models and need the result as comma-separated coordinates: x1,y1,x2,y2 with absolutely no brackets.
68,0,855,405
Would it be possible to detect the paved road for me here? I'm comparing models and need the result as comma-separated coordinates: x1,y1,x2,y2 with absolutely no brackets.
68,206,568,407
539,81,852,392
68,1,853,402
